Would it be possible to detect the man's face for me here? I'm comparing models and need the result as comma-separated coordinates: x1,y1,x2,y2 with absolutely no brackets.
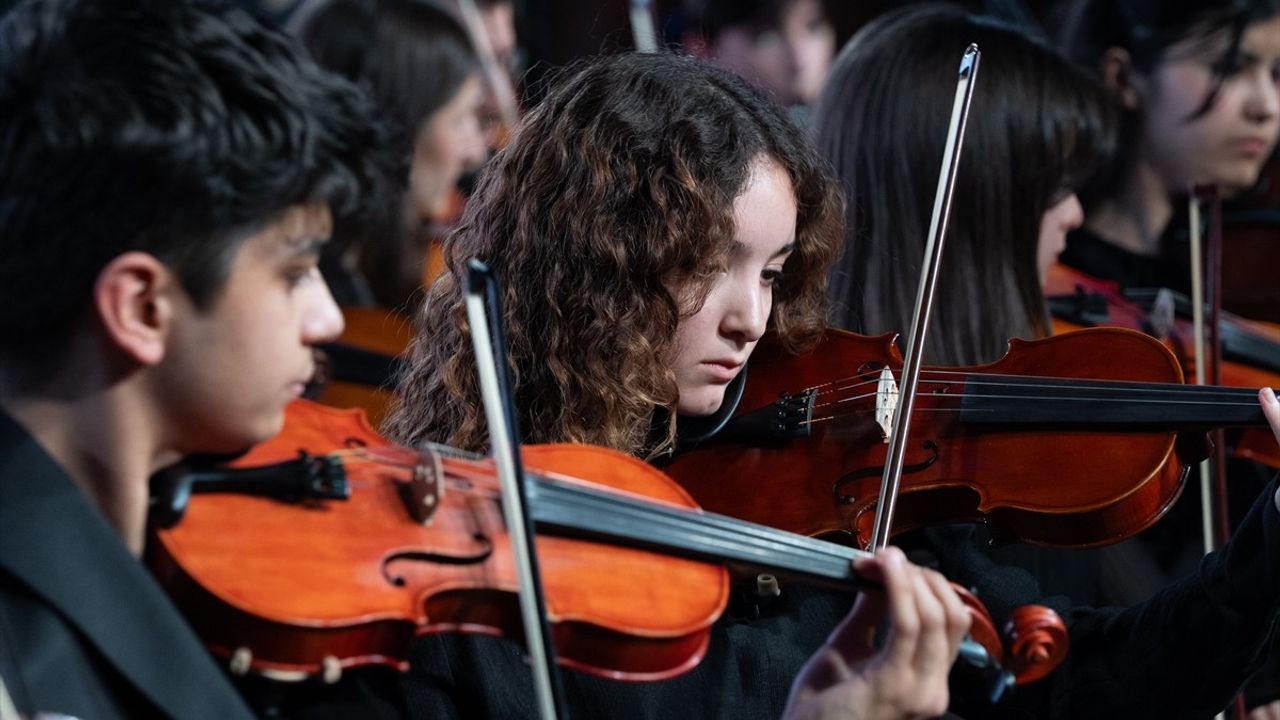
153,203,344,454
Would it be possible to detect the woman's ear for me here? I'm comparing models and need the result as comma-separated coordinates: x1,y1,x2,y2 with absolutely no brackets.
1101,47,1143,110
92,251,177,366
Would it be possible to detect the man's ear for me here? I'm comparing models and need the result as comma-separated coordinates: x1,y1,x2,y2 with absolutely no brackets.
1101,47,1143,110
93,252,178,366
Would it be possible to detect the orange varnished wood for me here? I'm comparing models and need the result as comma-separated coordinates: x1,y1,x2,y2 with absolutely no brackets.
334,306,415,357
149,400,728,682
313,307,415,427
667,327,1193,550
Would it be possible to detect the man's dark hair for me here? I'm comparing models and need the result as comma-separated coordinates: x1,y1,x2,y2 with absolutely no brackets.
0,0,392,369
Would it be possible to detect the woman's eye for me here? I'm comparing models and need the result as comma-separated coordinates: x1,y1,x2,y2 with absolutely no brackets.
285,265,316,288
762,268,784,286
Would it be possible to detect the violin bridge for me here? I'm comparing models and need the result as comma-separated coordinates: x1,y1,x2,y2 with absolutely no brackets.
1149,288,1175,340
405,448,445,525
875,367,899,442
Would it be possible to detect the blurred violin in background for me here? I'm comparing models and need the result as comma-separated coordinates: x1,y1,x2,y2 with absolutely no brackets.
308,306,414,427
1046,263,1280,469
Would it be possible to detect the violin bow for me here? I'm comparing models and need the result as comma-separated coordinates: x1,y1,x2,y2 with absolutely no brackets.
868,45,981,550
455,0,521,134
1188,186,1232,555
1190,187,1243,720
628,0,659,53
464,259,570,720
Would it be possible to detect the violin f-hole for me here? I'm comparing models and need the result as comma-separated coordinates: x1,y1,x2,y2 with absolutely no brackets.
833,440,940,506
382,535,494,587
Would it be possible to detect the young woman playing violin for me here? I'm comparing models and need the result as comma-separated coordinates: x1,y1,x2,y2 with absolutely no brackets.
1059,0,1280,291
0,0,389,716
384,52,972,720
814,5,1280,718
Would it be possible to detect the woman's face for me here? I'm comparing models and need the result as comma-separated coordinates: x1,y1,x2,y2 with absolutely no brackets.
711,0,835,106
1037,192,1084,285
408,73,487,222
671,156,797,416
1138,15,1280,194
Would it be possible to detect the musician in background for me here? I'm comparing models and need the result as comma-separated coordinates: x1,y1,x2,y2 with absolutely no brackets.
295,0,489,311
0,0,389,716
465,0,522,150
685,0,836,123
816,5,1280,717
1059,0,1280,292
1059,5,1280,715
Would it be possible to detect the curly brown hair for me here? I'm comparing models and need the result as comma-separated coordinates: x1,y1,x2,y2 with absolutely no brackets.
384,52,842,459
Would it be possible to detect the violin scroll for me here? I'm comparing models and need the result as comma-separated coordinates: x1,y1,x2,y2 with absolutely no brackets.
951,584,1067,689
1001,604,1068,684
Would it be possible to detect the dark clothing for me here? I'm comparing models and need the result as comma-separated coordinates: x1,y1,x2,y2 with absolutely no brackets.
0,411,255,720
1061,223,1193,294
399,583,850,720
273,582,850,720
917,478,1280,719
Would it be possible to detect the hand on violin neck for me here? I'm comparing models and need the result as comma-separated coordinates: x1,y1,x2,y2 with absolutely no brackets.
1262,388,1280,515
782,546,970,720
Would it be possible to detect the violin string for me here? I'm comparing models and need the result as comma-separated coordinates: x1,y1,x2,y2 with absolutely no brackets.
531,474,855,564
530,474,870,580
798,394,1263,427
813,388,1263,409
799,372,1262,421
807,369,1266,404
797,385,1264,428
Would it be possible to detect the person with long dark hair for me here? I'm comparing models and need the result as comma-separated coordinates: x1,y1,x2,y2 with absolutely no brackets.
295,0,489,310
815,5,1280,717
1059,0,1280,290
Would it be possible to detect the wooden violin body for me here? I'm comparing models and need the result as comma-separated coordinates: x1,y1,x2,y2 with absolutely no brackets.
665,327,1264,550
149,400,1069,691
149,401,728,682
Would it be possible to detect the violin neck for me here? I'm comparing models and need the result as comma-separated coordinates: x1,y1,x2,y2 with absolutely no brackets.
529,476,872,590
958,376,1269,429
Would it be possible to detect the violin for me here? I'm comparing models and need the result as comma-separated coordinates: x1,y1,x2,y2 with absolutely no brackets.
664,326,1273,550
147,399,1065,692
1046,263,1280,469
